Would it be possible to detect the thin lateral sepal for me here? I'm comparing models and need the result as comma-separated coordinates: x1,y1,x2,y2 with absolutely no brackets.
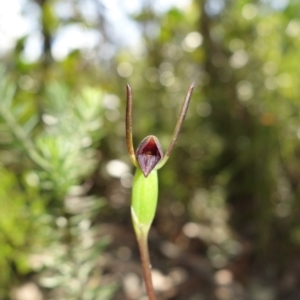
157,82,195,169
126,84,138,167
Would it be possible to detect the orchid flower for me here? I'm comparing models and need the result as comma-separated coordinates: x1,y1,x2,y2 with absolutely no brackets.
125,82,194,300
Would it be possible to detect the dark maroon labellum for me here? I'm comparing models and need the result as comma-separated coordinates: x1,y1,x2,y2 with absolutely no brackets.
136,135,163,177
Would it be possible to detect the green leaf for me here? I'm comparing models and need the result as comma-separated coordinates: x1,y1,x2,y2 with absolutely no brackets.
23,115,39,135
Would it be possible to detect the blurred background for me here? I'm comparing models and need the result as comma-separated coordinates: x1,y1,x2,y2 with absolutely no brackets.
1,0,300,299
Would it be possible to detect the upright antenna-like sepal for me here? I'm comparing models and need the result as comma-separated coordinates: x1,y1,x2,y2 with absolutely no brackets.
126,84,138,167
157,81,195,168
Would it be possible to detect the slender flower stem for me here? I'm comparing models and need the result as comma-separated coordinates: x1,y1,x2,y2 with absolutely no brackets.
137,231,157,300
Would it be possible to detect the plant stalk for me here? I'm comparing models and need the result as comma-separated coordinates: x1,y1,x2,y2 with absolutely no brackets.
137,231,157,300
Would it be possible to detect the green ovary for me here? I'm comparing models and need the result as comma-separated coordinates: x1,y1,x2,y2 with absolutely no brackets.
131,168,158,235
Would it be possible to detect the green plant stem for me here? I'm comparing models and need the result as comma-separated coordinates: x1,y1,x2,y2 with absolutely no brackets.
137,231,157,300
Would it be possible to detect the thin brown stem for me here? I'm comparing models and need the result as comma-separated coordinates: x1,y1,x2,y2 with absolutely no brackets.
126,84,138,166
137,231,157,300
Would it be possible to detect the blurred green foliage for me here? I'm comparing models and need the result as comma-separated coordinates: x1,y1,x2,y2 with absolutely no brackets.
1,0,300,299
0,64,115,298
